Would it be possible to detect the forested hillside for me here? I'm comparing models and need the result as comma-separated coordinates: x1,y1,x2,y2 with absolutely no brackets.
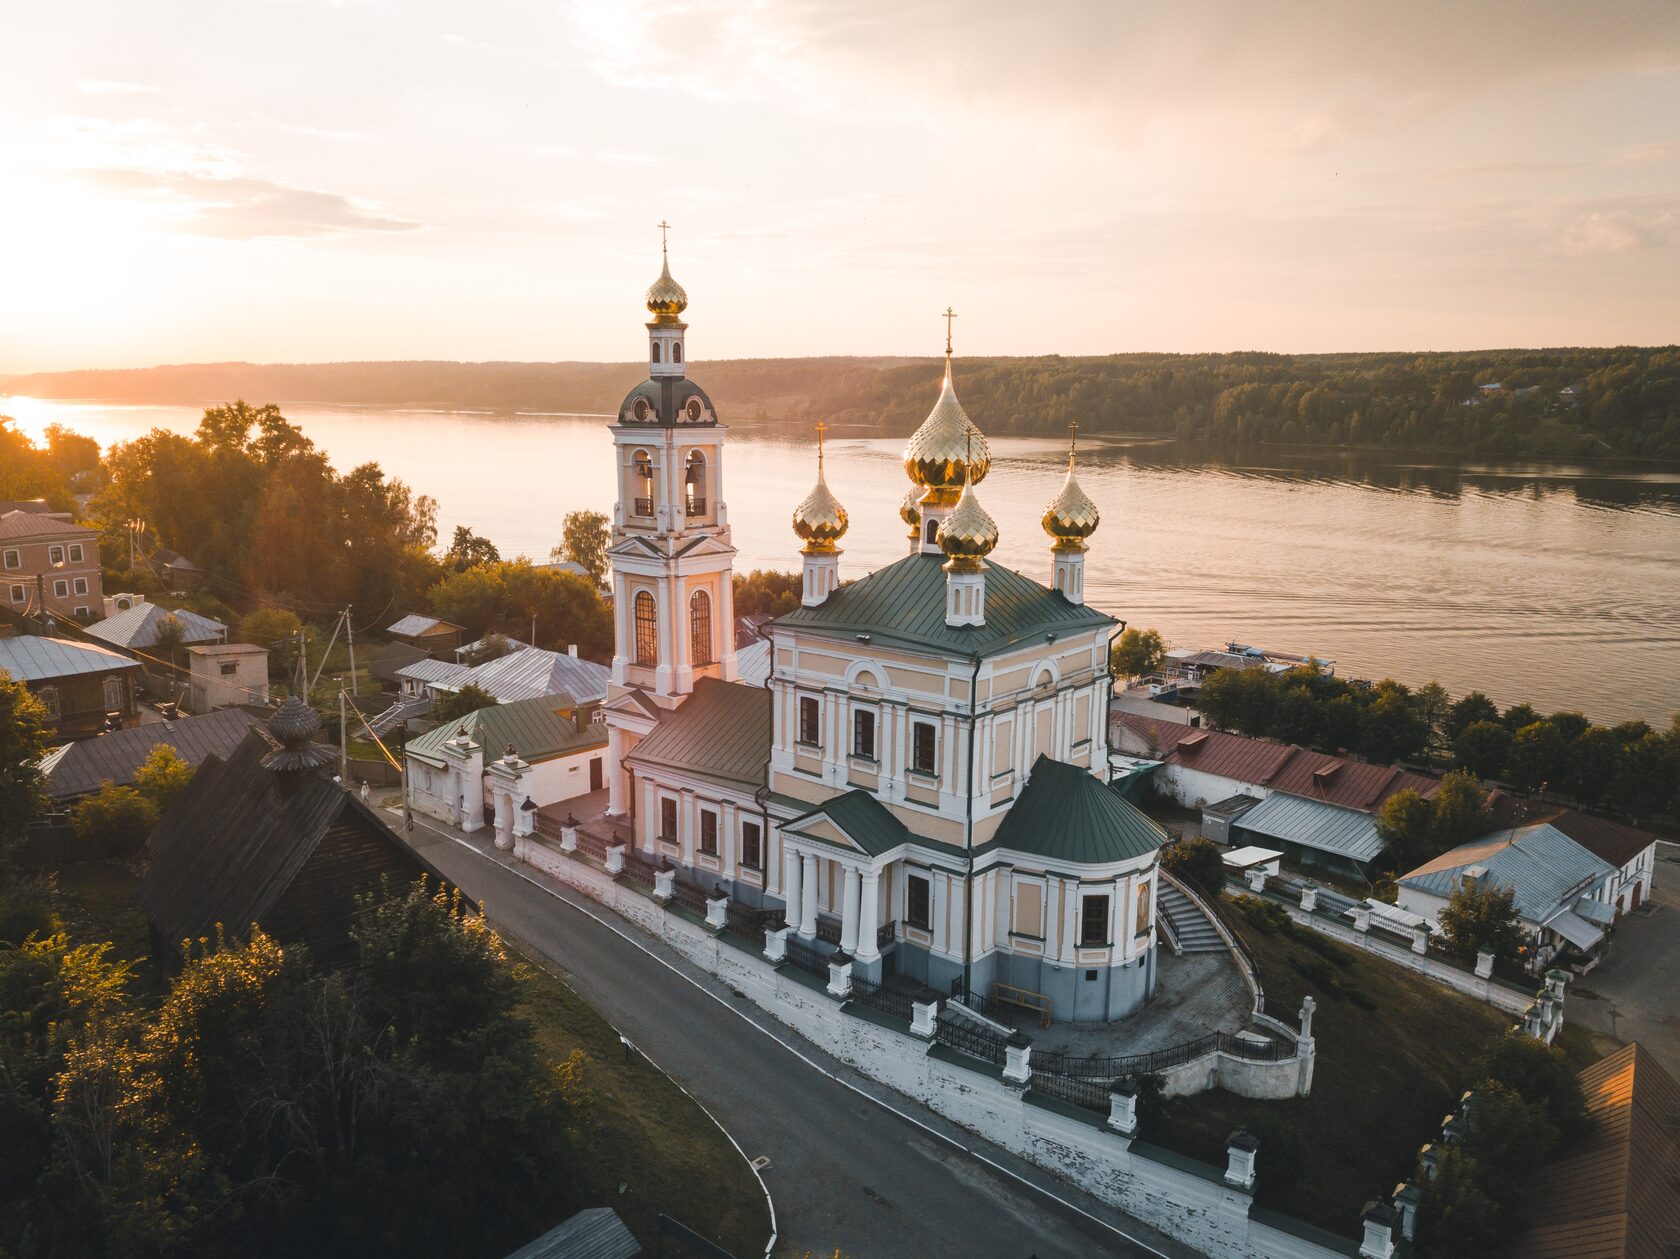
7,345,1678,459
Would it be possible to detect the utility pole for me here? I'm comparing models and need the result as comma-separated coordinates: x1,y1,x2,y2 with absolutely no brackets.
338,679,349,783
346,604,358,696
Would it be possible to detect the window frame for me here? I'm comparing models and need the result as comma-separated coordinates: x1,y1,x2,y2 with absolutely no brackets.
658,796,678,843
911,719,938,777
220,661,239,676
906,873,932,931
797,694,821,747
2,549,19,570
741,819,763,870
103,675,125,712
8,584,23,604
1079,893,1111,948
68,544,84,563
72,577,89,596
689,588,713,665
698,808,718,856
851,706,877,761
39,686,60,720
53,580,69,598
633,591,658,666
48,545,64,565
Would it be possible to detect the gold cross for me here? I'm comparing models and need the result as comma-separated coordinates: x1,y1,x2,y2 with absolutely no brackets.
942,306,957,355
657,219,671,253
815,419,827,465
1069,419,1078,459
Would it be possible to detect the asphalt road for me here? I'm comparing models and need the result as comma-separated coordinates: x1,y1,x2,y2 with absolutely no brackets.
403,817,1199,1259
1566,840,1680,1079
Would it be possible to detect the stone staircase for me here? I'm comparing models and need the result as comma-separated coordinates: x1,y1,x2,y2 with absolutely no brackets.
1158,879,1227,953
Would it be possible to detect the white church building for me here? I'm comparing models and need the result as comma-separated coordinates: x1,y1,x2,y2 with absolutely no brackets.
597,243,1167,1022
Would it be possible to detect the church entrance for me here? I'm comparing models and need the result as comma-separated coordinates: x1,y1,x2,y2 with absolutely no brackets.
589,757,604,792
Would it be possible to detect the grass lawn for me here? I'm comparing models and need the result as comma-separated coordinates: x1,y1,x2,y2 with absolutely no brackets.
1144,893,1512,1235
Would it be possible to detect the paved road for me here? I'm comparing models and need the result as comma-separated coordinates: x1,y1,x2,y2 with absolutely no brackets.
1567,841,1680,1079
403,816,1200,1259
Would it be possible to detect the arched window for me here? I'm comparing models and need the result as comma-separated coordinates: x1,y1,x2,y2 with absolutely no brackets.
672,342,682,364
634,592,657,666
102,675,124,712
632,451,654,517
651,342,661,363
924,518,939,545
39,686,60,721
690,589,713,665
684,450,706,515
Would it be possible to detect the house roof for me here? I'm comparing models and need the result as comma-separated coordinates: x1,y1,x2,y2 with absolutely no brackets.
771,552,1113,658
387,613,462,637
1111,712,1438,812
1399,822,1616,925
504,1207,640,1259
369,640,429,683
86,602,226,651
981,755,1168,865
38,706,266,800
1540,809,1657,872
1233,792,1388,864
785,789,914,857
735,638,771,686
625,677,770,789
450,647,610,705
405,693,605,768
1501,1043,1680,1259
0,509,94,540
0,635,142,683
396,657,474,687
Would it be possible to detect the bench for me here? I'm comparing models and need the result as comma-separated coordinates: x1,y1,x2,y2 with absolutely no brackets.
990,982,1053,1028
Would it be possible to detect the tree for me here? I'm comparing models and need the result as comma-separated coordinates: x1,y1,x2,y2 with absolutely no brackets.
1436,882,1526,966
444,524,499,572
1507,721,1569,794
1429,769,1489,849
433,684,498,723
1477,1033,1587,1142
70,783,159,857
0,671,50,841
236,606,303,649
1446,691,1500,739
1452,720,1512,781
461,631,517,666
134,744,195,814
1160,837,1225,896
555,510,609,588
428,560,611,658
1375,789,1435,869
733,569,801,618
1359,679,1430,764
153,613,187,669
1110,627,1165,679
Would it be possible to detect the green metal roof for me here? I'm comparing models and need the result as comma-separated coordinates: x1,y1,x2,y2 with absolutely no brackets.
785,790,914,857
771,552,1114,657
405,693,604,767
981,756,1168,865
624,677,769,788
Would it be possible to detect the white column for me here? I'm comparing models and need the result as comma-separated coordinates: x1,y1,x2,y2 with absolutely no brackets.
673,574,690,692
654,584,673,695
784,845,803,925
611,571,628,683
840,866,862,953
855,869,881,962
799,853,819,939
606,726,626,816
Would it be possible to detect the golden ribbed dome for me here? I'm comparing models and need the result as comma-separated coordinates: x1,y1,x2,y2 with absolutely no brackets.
939,481,998,571
898,487,922,539
792,424,848,553
903,357,991,504
645,250,688,324
1043,432,1099,551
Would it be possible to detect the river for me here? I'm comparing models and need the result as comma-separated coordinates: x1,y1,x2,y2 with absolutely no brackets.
6,395,1679,725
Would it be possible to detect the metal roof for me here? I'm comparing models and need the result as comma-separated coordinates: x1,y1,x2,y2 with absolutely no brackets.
1233,792,1387,863
387,613,460,637
0,510,94,539
1538,808,1657,871
39,707,265,800
396,657,474,686
981,755,1168,865
0,634,142,683
625,677,769,789
503,1207,640,1259
1399,822,1617,924
772,552,1113,658
785,789,913,857
1543,908,1604,951
735,638,771,686
449,648,610,705
405,693,605,768
369,640,429,683
86,602,226,650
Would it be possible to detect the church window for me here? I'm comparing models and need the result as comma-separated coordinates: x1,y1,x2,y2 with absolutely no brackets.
673,342,683,364
633,397,649,421
684,397,702,422
699,809,718,856
1013,880,1044,938
632,451,654,515
684,451,706,514
689,589,713,664
924,518,939,545
852,708,876,760
906,874,931,931
651,342,661,363
634,592,657,666
659,797,678,842
911,720,937,776
1135,881,1152,937
741,820,763,870
1080,894,1110,947
798,695,820,746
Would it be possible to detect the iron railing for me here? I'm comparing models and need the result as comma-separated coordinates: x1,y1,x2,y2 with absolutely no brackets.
848,973,914,1023
933,1010,1008,1065
1033,1032,1287,1080
1029,1070,1111,1113
783,934,829,978
724,901,779,944
685,497,707,515
814,916,843,946
876,920,898,949
623,849,660,888
669,879,710,915
633,496,654,517
576,829,612,863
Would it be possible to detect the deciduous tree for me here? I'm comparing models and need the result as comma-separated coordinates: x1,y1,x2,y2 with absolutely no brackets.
1436,882,1526,966
1110,627,1165,679
555,509,610,588
134,744,195,814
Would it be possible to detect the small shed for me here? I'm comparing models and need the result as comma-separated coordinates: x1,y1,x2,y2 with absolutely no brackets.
503,1207,640,1259
1200,793,1262,844
386,613,466,658
1222,845,1284,878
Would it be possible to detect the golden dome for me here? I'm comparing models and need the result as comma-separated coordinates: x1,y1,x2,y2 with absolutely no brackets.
903,356,991,504
1043,428,1099,550
645,249,688,324
792,423,848,553
938,480,998,571
898,488,922,539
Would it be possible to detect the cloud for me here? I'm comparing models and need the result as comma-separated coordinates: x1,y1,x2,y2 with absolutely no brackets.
1557,203,1678,256
78,80,159,96
84,169,421,238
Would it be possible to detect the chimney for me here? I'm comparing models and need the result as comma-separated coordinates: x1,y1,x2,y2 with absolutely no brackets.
567,643,578,657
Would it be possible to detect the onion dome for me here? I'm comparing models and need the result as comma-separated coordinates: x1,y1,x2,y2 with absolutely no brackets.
1042,425,1099,551
903,356,991,505
898,487,923,539
938,480,999,571
645,249,688,324
261,695,335,773
792,422,848,553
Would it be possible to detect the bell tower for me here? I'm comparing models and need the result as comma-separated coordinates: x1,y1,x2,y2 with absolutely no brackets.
601,227,738,817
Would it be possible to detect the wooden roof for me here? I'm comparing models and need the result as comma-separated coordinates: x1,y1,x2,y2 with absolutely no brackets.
1502,1043,1680,1259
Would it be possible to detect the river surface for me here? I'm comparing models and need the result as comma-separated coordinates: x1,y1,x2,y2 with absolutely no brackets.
6,395,1680,725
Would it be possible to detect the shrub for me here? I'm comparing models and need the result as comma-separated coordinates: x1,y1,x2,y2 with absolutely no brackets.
70,782,159,857
1160,836,1226,896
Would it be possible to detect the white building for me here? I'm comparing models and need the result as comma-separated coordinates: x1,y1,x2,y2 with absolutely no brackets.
596,252,1166,1021
186,643,269,711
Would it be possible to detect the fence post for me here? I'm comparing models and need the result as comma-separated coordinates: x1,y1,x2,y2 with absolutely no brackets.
705,895,729,931
654,867,676,902
1392,1183,1422,1241
764,924,790,963
910,989,940,1038
1300,882,1318,913
1224,1130,1258,1191
1002,1031,1033,1085
1107,1076,1139,1136
1475,948,1494,978
1352,904,1372,934
1359,1202,1398,1258
559,818,579,853
826,951,854,998
1245,867,1267,893
605,842,626,876
1411,923,1429,956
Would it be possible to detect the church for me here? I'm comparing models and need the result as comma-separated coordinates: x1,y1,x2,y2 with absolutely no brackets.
599,238,1167,1022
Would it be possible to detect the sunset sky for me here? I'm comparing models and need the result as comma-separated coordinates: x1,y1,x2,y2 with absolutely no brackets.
3,1,1677,373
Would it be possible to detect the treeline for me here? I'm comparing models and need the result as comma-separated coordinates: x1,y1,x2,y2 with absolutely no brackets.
9,345,1679,459
1194,664,1680,820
